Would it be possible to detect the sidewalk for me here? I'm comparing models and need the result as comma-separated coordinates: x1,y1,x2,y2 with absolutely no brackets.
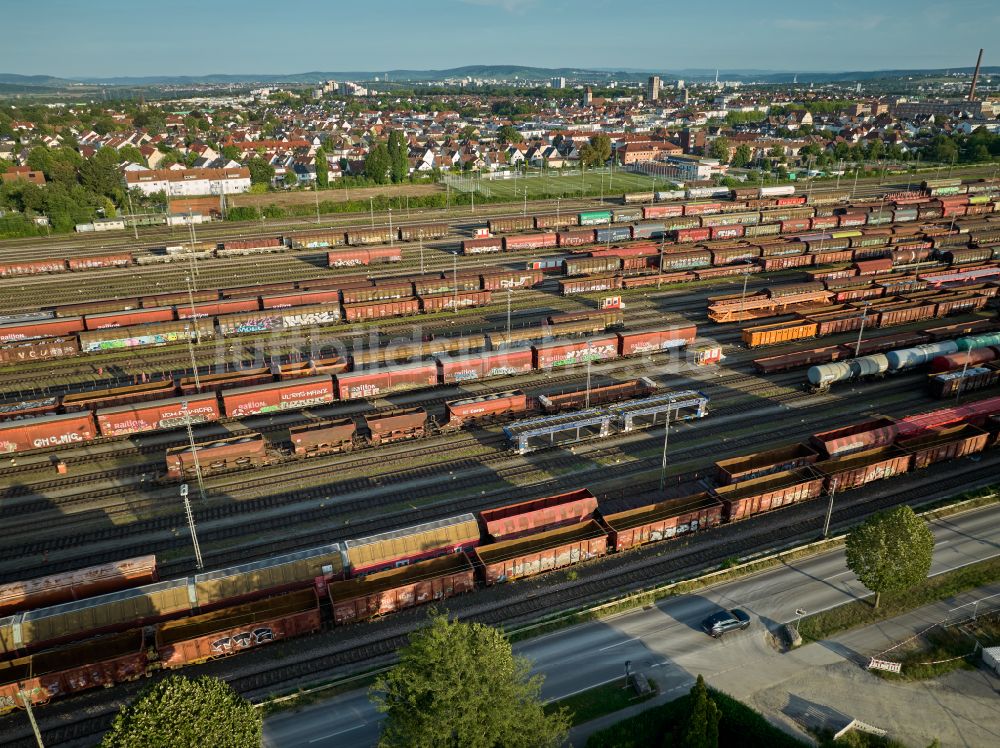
568,583,1000,747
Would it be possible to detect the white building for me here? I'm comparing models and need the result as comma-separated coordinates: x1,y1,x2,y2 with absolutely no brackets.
125,167,251,197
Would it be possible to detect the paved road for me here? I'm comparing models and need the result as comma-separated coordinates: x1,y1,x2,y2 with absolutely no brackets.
263,503,1000,747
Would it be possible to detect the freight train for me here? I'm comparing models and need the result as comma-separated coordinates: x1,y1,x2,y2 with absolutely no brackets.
4,396,999,714
0,323,697,454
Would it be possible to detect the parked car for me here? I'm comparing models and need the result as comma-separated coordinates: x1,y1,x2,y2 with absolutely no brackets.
701,609,751,638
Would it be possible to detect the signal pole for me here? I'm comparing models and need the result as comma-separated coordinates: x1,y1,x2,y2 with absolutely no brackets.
18,691,44,748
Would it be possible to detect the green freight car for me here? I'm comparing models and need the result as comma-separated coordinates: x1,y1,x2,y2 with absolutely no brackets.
579,210,613,226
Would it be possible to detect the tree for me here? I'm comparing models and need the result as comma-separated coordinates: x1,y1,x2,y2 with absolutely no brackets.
579,133,612,168
731,143,753,168
497,124,523,145
364,142,391,184
247,156,274,186
680,675,721,748
101,675,261,748
709,137,731,163
845,506,934,609
371,612,568,748
387,130,408,184
314,146,329,188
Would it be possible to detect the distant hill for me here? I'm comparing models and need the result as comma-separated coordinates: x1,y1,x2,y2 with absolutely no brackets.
1,65,997,88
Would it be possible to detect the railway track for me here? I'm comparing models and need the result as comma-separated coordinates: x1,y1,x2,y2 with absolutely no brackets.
5,448,996,748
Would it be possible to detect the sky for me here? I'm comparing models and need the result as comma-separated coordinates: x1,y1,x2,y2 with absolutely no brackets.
2,0,995,78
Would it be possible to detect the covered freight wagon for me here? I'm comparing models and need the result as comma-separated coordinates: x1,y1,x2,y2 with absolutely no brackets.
221,376,334,417
96,393,220,437
532,336,619,369
0,412,97,454
334,362,437,399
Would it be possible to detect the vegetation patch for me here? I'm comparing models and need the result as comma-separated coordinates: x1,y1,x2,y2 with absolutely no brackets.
545,679,656,727
798,555,1000,644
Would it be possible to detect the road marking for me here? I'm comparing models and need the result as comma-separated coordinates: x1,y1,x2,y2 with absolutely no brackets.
822,570,853,581
598,636,640,652
309,723,367,742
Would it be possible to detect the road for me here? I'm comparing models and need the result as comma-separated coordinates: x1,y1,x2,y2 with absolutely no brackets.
262,502,1000,747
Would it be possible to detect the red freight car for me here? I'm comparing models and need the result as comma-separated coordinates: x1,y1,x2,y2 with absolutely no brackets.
809,417,898,459
0,259,66,277
435,349,534,383
710,224,746,240
260,290,340,309
165,435,271,479
0,556,157,616
221,376,334,417
475,520,608,584
479,489,599,540
96,393,220,437
364,408,427,445
335,362,437,400
816,446,911,491
83,307,176,330
461,237,504,254
328,555,475,625
155,590,321,668
675,227,712,243
0,412,97,454
443,391,530,428
177,298,260,319
0,336,79,364
601,493,723,551
714,443,820,485
342,298,419,322
532,335,618,369
897,425,990,469
556,229,597,247
0,631,146,712
715,469,825,521
480,269,544,290
67,254,133,271
290,418,357,456
0,317,85,343
419,290,492,312
617,325,696,355
503,233,559,251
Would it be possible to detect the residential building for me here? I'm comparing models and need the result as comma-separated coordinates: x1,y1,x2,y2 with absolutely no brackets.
125,167,251,197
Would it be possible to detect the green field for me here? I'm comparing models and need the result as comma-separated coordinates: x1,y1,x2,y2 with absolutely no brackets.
454,170,665,200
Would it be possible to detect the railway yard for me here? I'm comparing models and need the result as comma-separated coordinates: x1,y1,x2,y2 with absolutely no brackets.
2,172,1000,746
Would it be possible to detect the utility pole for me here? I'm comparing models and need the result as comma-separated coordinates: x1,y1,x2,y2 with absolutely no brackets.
184,326,201,390
822,479,838,538
506,288,512,339
180,483,204,570
185,277,200,344
18,690,44,748
853,303,870,358
658,398,673,491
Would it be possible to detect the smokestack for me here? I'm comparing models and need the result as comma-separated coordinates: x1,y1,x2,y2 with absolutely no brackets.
968,48,984,101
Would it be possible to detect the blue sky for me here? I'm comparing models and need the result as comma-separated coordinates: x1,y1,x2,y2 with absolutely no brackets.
3,0,995,77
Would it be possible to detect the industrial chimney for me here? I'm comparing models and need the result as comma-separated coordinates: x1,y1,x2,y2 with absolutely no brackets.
968,48,984,101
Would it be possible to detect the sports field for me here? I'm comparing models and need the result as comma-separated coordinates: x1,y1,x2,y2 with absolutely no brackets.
450,170,665,200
